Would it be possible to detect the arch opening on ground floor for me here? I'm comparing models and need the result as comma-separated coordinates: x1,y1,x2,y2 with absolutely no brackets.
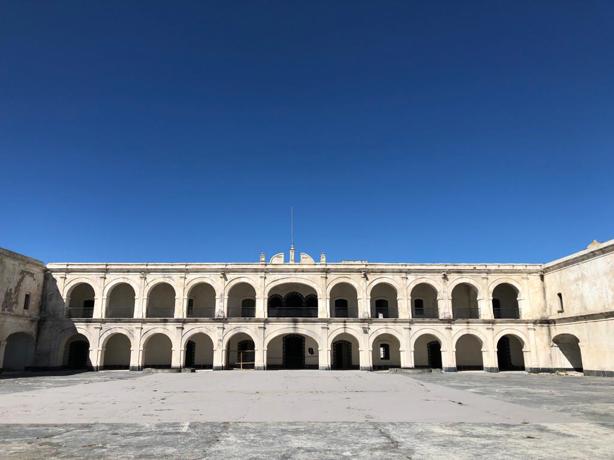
497,334,525,371
143,333,172,369
371,333,400,369
2,332,35,371
63,334,91,369
330,333,360,370
266,334,319,369
184,333,214,369
553,333,583,373
413,333,442,369
101,333,131,369
225,333,255,369
455,334,483,371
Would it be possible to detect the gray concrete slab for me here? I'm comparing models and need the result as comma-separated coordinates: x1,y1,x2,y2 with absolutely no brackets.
0,370,613,458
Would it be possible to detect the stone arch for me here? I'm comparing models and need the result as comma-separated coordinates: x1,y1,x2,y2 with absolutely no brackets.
265,331,320,370
103,277,139,298
2,332,36,371
182,331,214,369
496,334,526,371
327,327,363,350
142,332,173,369
409,282,439,318
450,280,481,319
146,282,176,318
101,333,132,369
329,282,359,318
62,333,91,369
264,327,321,349
266,281,319,318
494,329,529,349
186,282,216,318
100,327,135,348
226,281,257,318
455,333,484,371
265,277,322,298
327,277,361,296
66,281,96,318
491,282,520,319
106,282,136,318
221,327,258,350
488,277,522,295
413,332,443,369
330,332,360,370
552,333,583,372
370,332,401,369
407,278,442,296
185,276,219,293
452,328,488,348
225,332,256,369
369,282,399,318
410,329,447,351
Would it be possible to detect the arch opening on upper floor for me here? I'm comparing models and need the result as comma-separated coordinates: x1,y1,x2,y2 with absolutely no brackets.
67,283,95,319
267,283,318,318
492,283,520,319
370,283,398,319
329,283,359,318
452,283,479,319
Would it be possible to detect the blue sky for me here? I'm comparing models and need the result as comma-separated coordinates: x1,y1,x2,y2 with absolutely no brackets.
1,1,613,263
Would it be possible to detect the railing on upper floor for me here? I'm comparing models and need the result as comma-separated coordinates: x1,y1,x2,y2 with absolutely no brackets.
493,305,520,319
452,306,480,319
268,307,318,318
412,307,440,319
66,306,94,319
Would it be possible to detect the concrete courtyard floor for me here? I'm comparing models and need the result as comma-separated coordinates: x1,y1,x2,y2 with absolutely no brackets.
0,370,613,459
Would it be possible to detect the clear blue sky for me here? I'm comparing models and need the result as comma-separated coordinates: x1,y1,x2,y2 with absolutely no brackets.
1,1,613,264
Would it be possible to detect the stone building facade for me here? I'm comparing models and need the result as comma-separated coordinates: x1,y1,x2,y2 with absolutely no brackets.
0,248,46,371
1,241,613,376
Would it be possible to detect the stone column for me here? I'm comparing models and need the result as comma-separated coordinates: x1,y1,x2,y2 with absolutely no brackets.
400,326,412,368
319,273,329,319
255,325,266,370
171,325,184,370
360,273,370,319
319,324,330,370
256,273,267,318
442,325,456,372
480,275,493,319
483,326,498,372
213,325,225,370
175,273,187,319
134,272,147,319
359,324,371,370
216,274,226,318
439,274,452,319
131,326,143,370
93,274,106,319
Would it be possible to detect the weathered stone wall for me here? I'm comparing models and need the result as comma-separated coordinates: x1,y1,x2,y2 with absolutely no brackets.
0,248,46,370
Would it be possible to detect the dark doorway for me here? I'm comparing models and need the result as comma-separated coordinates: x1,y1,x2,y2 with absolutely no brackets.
332,340,353,370
427,341,442,369
185,340,196,368
67,340,89,369
283,335,305,369
497,336,512,370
